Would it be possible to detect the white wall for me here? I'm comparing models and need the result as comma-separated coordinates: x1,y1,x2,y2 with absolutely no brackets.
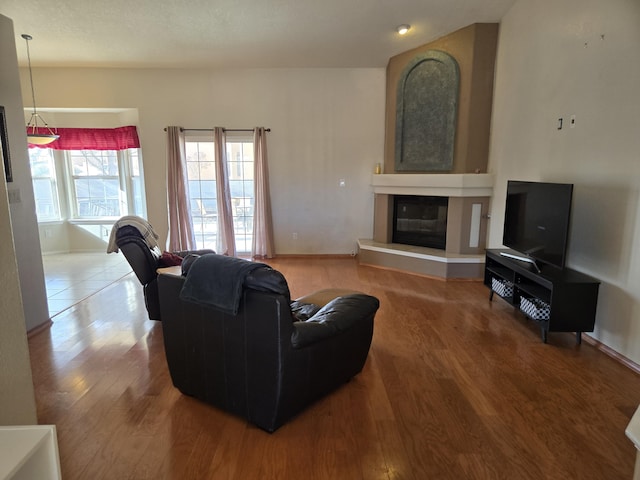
0,14,38,425
2,23,49,332
488,0,640,362
19,67,386,255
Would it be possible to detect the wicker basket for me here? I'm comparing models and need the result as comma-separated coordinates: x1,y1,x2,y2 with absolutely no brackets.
520,296,551,321
491,277,513,297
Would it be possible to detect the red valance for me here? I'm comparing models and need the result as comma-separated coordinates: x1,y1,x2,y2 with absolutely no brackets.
28,125,140,150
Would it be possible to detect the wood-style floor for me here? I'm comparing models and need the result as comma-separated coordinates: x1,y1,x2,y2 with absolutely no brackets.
28,257,640,479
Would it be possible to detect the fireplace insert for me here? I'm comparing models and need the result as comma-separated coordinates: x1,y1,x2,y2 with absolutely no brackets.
392,195,448,249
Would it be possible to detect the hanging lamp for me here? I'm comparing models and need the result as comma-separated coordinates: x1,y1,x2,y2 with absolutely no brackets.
22,33,59,145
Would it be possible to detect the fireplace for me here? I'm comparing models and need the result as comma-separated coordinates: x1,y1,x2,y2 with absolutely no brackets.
393,195,448,249
361,174,493,279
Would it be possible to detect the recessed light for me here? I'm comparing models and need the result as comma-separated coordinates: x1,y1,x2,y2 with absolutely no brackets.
396,24,411,35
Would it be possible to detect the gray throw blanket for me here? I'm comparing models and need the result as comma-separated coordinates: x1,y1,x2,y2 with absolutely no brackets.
179,254,267,315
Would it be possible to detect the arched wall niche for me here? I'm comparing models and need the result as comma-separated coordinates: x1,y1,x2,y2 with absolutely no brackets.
395,50,459,172
384,23,499,174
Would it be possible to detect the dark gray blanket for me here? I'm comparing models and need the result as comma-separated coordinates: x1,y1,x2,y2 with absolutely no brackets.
179,254,267,315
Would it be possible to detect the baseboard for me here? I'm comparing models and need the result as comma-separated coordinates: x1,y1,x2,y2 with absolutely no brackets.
42,249,106,255
582,333,640,375
271,254,357,259
27,319,53,339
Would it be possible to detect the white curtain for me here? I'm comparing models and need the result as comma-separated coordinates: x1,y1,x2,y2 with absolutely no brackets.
166,126,196,251
252,127,275,258
214,127,236,256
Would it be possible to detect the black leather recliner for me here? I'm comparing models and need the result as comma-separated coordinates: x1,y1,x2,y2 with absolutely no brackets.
158,254,379,432
115,225,213,320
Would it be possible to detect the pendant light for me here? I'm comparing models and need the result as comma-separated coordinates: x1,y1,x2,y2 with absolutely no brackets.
22,34,59,145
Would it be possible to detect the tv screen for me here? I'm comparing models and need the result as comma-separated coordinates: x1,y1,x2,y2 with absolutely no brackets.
503,180,574,269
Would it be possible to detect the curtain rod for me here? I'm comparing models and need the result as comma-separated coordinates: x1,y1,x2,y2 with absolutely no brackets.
163,127,271,132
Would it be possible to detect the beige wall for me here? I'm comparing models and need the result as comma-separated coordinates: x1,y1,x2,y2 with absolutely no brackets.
19,68,386,255
488,0,640,362
0,14,38,425
385,23,499,174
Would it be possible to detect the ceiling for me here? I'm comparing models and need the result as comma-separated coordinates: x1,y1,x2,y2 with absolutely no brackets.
2,0,516,69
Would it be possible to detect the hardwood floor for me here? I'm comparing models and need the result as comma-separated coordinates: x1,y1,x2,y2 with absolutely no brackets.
28,257,640,479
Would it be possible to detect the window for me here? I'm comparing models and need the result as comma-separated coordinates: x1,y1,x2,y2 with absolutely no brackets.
28,147,145,222
69,148,145,219
185,134,254,253
69,150,120,217
129,149,145,216
227,139,254,253
29,148,60,222
186,139,218,249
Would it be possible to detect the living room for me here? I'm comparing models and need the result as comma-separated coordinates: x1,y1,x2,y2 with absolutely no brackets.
1,0,639,477
9,0,640,361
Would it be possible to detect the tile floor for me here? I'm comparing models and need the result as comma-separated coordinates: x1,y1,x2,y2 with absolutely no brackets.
42,252,133,317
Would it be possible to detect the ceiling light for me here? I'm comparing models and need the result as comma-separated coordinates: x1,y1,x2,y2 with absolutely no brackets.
22,34,59,145
396,24,411,35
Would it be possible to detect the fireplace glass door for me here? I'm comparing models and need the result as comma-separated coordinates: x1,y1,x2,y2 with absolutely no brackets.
393,195,448,249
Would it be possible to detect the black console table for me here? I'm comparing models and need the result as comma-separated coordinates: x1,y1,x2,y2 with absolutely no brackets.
484,249,600,343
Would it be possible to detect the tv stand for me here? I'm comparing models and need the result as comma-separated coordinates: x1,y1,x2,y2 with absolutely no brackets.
499,251,541,273
485,249,600,344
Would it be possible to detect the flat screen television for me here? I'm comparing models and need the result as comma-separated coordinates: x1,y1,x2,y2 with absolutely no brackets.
502,180,574,270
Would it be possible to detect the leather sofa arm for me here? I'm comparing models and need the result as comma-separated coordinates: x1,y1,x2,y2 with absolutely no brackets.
291,294,379,348
294,288,362,308
174,249,215,258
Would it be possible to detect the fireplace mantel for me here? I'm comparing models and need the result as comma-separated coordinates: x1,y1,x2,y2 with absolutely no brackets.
371,173,494,197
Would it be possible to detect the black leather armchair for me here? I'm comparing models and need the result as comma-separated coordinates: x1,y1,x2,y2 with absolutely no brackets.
158,254,379,432
114,225,213,320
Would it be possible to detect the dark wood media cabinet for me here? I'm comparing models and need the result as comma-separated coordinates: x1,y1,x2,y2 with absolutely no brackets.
484,249,600,343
